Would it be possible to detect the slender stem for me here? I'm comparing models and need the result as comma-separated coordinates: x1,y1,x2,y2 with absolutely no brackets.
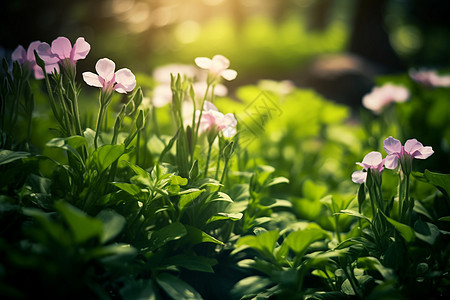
94,104,105,149
70,81,83,136
204,142,213,177
220,157,230,185
136,129,141,166
215,153,221,180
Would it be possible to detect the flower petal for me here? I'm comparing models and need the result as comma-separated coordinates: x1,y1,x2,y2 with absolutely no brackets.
352,170,367,184
404,138,423,154
222,126,237,138
71,37,91,62
384,154,398,170
152,85,172,107
26,41,43,62
51,37,72,60
361,151,383,168
95,58,116,82
82,72,103,88
114,68,136,93
37,42,60,64
11,45,26,63
194,57,212,69
221,69,237,81
414,146,434,159
384,136,402,155
212,55,230,69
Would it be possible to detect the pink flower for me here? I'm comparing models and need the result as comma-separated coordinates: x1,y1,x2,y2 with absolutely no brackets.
11,41,59,79
194,55,237,82
383,136,434,170
409,69,450,88
352,151,385,184
37,36,90,67
362,83,409,114
199,101,237,138
82,58,136,94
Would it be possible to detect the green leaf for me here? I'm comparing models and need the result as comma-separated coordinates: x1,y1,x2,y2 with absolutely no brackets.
89,243,137,258
179,189,204,211
382,212,415,243
414,219,440,245
120,279,156,300
207,212,243,224
235,230,279,258
413,199,433,220
46,137,84,165
113,182,143,196
156,273,203,300
335,209,371,224
96,209,126,243
0,150,31,166
184,225,224,245
439,216,450,221
170,175,188,186
93,144,125,173
22,208,71,246
163,254,217,273
55,201,103,244
231,276,273,299
424,169,450,199
266,176,289,187
284,228,325,257
304,180,327,201
149,222,187,251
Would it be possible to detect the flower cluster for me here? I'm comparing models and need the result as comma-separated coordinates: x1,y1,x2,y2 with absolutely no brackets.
362,83,409,114
352,136,433,184
409,69,450,88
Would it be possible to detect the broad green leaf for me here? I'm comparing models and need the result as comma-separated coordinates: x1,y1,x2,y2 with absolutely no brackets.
170,175,188,186
424,169,450,199
93,144,125,173
46,137,84,165
209,191,233,203
55,201,103,244
184,225,224,245
439,216,450,221
207,212,243,224
304,180,328,201
156,272,202,300
357,257,394,280
335,209,371,224
413,199,433,220
235,230,279,258
231,276,273,298
120,279,156,300
89,243,137,258
179,189,204,211
22,208,71,246
266,176,289,187
113,182,143,196
163,254,217,273
382,212,415,243
0,150,31,165
149,222,187,251
414,219,440,245
97,209,126,243
284,228,325,256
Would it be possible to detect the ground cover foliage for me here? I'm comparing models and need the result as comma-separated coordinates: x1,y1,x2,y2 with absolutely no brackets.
0,37,449,299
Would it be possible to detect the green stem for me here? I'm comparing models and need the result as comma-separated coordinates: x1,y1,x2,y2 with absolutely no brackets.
220,157,230,186
136,129,141,166
204,142,213,177
94,104,105,149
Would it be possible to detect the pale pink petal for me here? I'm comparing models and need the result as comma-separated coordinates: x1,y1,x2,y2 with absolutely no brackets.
222,113,237,127
26,41,42,62
95,58,116,82
352,170,367,184
37,42,60,64
222,126,236,138
45,63,60,75
51,37,72,60
361,151,383,169
114,68,136,93
212,55,230,70
32,65,44,80
195,57,212,69
404,139,423,154
11,45,26,63
71,37,90,62
203,101,218,112
414,146,434,159
384,136,402,155
384,154,398,170
152,85,172,107
82,72,103,88
221,69,237,81
214,84,228,96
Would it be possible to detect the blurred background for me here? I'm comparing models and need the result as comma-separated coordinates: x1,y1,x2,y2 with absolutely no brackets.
2,0,450,106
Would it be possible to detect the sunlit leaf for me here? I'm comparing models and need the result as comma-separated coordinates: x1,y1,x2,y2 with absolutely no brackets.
0,150,31,165
149,222,187,251
284,228,325,257
382,212,415,243
184,225,224,246
156,272,202,300
93,144,125,173
96,209,126,243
